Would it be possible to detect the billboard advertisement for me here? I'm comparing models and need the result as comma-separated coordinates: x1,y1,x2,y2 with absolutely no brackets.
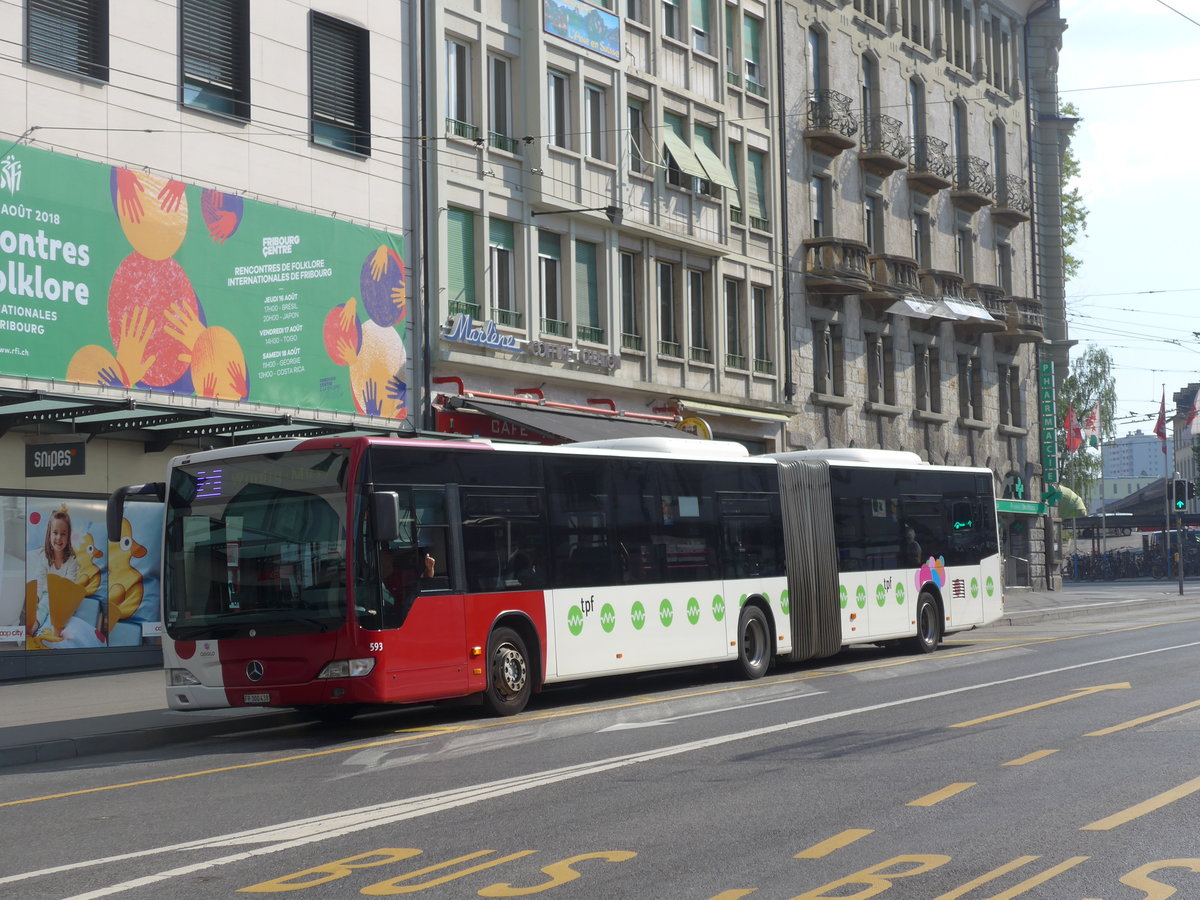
0,496,163,652
0,145,409,420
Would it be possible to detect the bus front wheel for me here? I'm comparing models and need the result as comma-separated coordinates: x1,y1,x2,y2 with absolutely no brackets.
736,605,771,679
482,627,532,716
908,591,941,654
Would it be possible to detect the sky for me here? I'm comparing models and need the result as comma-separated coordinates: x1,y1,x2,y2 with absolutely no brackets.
1056,0,1200,439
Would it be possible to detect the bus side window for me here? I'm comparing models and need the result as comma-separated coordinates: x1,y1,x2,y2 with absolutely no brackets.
546,460,614,587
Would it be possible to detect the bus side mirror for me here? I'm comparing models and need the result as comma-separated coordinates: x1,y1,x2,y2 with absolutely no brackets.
372,491,401,543
108,482,165,539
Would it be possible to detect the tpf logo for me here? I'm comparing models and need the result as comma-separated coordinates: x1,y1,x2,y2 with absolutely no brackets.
0,155,21,195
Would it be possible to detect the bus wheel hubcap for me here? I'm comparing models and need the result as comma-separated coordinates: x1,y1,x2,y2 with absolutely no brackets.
496,644,527,694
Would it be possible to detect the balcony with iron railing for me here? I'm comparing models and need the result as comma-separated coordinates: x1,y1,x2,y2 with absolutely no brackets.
494,308,523,329
965,283,1012,324
1000,296,1045,344
991,174,1031,228
541,317,570,338
949,155,995,213
857,113,908,176
906,136,953,195
861,253,921,314
804,90,858,157
753,357,775,376
803,237,871,297
445,118,480,143
577,324,605,344
690,346,713,365
919,268,965,300
450,299,480,319
621,332,644,352
488,131,522,155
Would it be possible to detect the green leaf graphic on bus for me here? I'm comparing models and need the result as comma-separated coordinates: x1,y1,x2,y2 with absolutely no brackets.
875,584,886,608
839,585,848,609
567,605,584,636
600,603,616,633
780,590,789,615
971,577,980,598
985,576,995,596
896,583,906,606
686,597,701,625
712,594,726,622
630,601,646,630
855,585,867,609
659,598,674,627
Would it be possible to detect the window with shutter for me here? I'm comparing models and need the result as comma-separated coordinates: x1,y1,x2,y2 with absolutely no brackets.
27,0,108,81
181,0,249,118
447,208,477,318
310,12,370,155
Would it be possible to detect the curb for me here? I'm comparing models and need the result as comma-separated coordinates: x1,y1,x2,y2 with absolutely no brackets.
2,709,307,770
998,595,1195,626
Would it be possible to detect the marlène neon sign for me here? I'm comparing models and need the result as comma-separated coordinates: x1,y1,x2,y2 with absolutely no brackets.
442,313,619,371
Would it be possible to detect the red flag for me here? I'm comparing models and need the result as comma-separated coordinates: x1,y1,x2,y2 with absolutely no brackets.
1153,390,1167,454
1065,406,1082,452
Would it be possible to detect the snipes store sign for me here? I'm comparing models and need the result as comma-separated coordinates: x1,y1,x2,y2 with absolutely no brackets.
26,440,85,478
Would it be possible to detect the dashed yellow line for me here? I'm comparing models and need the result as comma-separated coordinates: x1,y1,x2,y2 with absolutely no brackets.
794,829,873,858
909,783,975,807
1086,698,1200,736
1082,775,1200,831
1003,749,1059,766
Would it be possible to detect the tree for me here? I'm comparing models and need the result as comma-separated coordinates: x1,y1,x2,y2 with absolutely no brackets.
1060,102,1089,281
1058,345,1116,503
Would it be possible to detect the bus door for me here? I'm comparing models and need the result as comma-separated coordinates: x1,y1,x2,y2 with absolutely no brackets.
364,486,467,701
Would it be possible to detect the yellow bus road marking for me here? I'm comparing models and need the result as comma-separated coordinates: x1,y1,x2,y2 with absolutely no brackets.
928,856,1041,899
6,632,1198,810
909,783,975,807
1082,774,1200,831
1003,749,1059,766
794,829,874,858
1086,698,1200,736
949,683,1130,728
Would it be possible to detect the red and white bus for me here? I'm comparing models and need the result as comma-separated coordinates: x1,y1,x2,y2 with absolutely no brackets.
109,435,1002,717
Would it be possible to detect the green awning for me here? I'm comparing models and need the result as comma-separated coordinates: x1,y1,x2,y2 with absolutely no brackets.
692,140,738,189
662,131,709,180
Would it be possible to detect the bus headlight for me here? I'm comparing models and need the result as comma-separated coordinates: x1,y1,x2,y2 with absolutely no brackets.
167,668,201,686
317,658,376,679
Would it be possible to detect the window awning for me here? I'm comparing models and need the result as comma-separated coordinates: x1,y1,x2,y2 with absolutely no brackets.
692,141,738,189
661,131,710,180
673,399,792,424
457,399,700,443
886,296,940,319
939,297,995,321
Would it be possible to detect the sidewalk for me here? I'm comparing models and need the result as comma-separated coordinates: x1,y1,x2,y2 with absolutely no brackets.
1,582,1195,770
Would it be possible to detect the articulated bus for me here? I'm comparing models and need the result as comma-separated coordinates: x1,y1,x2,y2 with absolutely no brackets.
109,435,1002,717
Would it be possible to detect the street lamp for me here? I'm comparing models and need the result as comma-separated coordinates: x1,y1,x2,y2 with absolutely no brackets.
531,205,623,225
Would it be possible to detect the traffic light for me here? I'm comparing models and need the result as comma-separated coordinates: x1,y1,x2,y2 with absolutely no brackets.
1174,479,1196,510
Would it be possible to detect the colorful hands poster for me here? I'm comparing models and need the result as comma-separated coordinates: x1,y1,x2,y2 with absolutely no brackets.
0,145,409,419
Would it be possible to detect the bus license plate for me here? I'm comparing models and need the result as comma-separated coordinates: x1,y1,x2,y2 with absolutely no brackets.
243,693,271,704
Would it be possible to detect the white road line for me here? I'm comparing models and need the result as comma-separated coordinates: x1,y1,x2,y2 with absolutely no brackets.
599,690,828,730
7,638,1199,899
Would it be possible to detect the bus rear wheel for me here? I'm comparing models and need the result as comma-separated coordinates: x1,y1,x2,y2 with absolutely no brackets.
482,627,532,716
908,591,941,654
736,605,771,679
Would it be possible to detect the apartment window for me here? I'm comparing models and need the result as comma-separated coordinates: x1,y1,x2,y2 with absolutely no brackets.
807,27,824,94
810,175,829,238
958,354,983,420
447,208,477,318
688,269,711,364
992,120,1007,183
725,5,736,73
952,101,968,182
627,99,646,174
691,0,711,54
626,0,645,24
658,262,680,356
725,279,745,368
744,15,762,86
664,112,694,188
813,320,844,396
693,123,724,197
907,78,926,142
915,344,941,413
576,241,603,342
446,40,471,127
27,0,108,81
998,363,1021,427
585,84,606,160
860,53,879,122
747,148,768,230
539,231,565,335
489,219,518,327
752,285,773,374
490,55,513,145
955,228,973,281
866,333,896,406
664,0,680,40
547,71,570,149
620,251,643,350
864,195,883,255
311,13,370,155
997,243,1013,293
912,213,931,268
180,0,249,118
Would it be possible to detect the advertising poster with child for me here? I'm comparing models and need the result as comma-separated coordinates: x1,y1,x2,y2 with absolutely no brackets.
16,498,163,651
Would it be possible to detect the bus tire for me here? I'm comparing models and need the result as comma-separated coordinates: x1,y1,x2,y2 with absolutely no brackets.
482,627,532,716
908,591,941,654
736,605,771,679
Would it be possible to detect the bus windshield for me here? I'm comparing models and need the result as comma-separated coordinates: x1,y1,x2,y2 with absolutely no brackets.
163,449,350,640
